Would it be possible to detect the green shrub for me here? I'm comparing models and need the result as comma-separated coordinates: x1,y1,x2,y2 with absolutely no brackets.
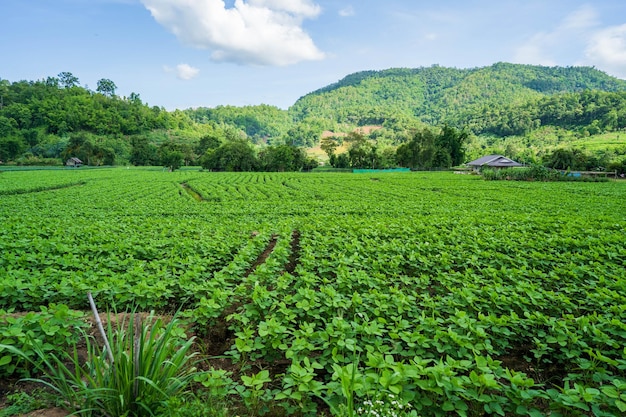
482,165,609,182
0,304,86,378
0,311,202,417
0,390,48,417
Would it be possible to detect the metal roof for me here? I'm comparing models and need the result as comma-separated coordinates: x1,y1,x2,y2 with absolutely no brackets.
466,155,523,167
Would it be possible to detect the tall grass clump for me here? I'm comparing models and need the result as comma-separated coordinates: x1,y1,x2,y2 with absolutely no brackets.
0,311,201,417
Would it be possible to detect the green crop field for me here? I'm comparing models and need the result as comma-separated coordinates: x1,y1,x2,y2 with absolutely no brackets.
1,168,625,416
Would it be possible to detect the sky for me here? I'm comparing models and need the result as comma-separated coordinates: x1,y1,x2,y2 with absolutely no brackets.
2,0,626,110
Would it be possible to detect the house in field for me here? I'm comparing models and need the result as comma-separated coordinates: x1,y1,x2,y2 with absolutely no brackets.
65,157,83,168
466,155,523,171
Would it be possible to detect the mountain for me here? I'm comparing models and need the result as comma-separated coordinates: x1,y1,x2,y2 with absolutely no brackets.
2,63,626,166
288,63,626,135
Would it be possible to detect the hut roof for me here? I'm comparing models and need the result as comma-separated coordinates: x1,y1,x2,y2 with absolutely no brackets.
466,155,523,168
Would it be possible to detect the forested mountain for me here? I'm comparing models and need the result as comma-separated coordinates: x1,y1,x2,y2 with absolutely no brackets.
289,63,626,136
1,63,626,172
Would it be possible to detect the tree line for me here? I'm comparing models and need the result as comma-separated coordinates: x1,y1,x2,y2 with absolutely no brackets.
2,66,626,174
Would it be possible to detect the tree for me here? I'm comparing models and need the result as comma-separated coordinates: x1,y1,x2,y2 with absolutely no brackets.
96,79,117,97
437,125,468,166
259,145,295,171
158,142,185,171
45,77,60,88
0,116,17,137
58,72,79,89
258,145,313,171
344,132,370,168
543,148,577,170
129,92,142,105
396,127,467,169
200,140,257,172
196,134,222,156
320,137,339,160
396,129,437,169
130,136,157,166
333,153,350,168
62,132,94,165
284,122,322,147
0,137,26,161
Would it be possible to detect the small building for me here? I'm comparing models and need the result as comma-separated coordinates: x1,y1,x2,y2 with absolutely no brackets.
466,155,523,171
66,157,83,168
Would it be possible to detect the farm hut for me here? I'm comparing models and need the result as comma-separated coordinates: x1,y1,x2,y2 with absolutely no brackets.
66,157,83,168
466,155,523,171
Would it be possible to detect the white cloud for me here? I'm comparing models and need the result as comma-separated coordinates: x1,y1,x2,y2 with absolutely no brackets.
586,24,626,78
176,63,200,80
141,0,325,66
163,63,201,80
339,6,354,17
513,5,598,66
248,0,320,18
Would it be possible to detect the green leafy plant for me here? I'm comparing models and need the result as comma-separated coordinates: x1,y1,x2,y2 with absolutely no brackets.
355,393,418,417
0,304,86,378
0,311,201,417
238,369,273,416
0,390,49,417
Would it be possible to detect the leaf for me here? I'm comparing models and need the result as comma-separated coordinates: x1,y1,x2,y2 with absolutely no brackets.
0,355,12,366
442,401,455,411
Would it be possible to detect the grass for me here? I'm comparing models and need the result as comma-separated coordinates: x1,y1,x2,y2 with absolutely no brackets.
0,311,202,417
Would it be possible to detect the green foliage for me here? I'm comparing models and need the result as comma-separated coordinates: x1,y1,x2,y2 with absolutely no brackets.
159,141,187,171
290,63,626,137
0,305,86,379
196,134,223,155
0,312,201,417
482,166,611,182
130,135,158,166
320,137,339,159
283,120,325,147
185,104,291,143
0,137,26,161
0,390,49,417
0,75,194,163
3,64,626,167
61,131,116,166
163,394,232,417
201,140,258,171
96,78,117,97
395,125,467,169
542,147,608,171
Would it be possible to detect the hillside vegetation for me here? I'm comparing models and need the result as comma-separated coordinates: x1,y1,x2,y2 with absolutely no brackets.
1,63,626,172
290,63,626,135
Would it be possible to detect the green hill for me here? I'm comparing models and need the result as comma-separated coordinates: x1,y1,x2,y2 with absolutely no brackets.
289,63,626,135
2,63,626,169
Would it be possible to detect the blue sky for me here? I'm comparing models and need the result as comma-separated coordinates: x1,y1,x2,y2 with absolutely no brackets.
2,0,626,110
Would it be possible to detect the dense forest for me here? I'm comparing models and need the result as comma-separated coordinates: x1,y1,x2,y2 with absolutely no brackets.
2,63,626,173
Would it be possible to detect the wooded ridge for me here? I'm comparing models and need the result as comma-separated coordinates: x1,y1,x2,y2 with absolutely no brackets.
1,63,626,171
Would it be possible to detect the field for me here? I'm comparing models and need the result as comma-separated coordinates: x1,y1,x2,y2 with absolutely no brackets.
1,168,625,416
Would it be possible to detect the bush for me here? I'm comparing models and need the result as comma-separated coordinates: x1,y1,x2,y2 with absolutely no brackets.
482,165,608,182
0,311,202,417
15,155,61,166
0,305,86,378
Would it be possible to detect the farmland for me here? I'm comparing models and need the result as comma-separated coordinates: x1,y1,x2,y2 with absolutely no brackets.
1,168,626,416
